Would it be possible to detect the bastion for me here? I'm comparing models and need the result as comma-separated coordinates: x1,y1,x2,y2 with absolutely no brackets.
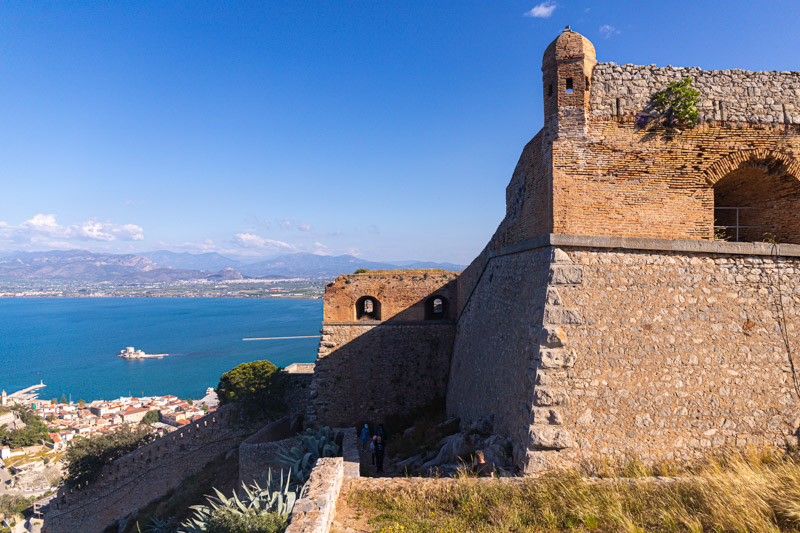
310,27,800,473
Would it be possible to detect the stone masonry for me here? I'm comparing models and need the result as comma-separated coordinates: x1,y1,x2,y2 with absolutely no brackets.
312,27,800,474
308,271,457,428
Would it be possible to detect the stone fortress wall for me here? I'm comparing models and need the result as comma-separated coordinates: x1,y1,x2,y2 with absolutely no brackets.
44,408,255,533
308,271,458,428
590,63,800,124
312,27,800,474
448,236,800,472
445,27,800,473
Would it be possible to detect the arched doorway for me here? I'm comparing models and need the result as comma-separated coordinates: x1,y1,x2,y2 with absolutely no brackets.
710,152,800,243
355,296,381,321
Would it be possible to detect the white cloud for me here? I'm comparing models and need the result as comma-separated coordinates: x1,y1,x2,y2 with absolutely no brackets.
0,213,144,247
298,223,312,232
524,1,557,18
312,242,331,255
599,24,620,39
279,218,292,229
233,233,295,250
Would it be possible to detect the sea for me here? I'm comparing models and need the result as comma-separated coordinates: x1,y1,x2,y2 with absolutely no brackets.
0,298,322,402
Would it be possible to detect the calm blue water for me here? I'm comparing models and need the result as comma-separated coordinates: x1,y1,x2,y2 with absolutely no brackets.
0,298,322,402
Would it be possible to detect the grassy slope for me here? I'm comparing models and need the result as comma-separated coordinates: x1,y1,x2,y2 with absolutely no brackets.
346,449,800,533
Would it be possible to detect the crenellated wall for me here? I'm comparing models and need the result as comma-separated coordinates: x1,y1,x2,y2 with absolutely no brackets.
44,408,258,533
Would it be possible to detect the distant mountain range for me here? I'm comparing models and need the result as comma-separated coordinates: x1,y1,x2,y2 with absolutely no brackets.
0,250,463,283
140,250,244,272
0,250,213,283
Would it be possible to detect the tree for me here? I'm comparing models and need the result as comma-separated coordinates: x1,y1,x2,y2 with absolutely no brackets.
141,410,159,425
60,394,68,405
77,399,86,408
64,426,154,488
216,360,288,422
50,398,57,405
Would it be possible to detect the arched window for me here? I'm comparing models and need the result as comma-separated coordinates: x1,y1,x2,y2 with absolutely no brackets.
356,296,381,321
713,163,800,243
425,295,448,320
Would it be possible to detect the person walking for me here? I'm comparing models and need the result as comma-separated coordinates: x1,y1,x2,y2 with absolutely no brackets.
375,423,387,442
375,435,386,473
360,424,370,452
370,435,377,465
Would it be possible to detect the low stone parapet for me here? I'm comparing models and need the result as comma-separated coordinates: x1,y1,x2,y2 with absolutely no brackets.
285,457,343,533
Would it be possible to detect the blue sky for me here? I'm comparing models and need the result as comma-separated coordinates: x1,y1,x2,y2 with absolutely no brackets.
1,1,799,263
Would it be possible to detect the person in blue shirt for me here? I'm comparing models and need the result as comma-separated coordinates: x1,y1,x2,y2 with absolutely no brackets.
360,424,370,452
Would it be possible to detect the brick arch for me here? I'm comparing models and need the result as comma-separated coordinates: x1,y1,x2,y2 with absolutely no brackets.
704,149,800,186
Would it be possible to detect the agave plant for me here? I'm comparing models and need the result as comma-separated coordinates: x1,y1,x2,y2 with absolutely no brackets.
178,469,301,533
274,427,342,483
137,516,177,533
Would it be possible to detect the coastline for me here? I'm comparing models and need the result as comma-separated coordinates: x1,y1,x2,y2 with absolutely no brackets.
0,298,321,403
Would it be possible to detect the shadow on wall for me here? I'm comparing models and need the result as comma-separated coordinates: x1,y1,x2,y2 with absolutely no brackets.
311,280,458,429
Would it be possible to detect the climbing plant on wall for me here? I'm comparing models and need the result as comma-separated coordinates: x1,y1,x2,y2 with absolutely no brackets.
653,77,701,128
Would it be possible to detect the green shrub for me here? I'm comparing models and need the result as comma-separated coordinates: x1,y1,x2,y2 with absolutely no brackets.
206,508,287,533
653,77,701,127
0,405,52,447
216,361,289,422
141,410,160,425
64,425,155,488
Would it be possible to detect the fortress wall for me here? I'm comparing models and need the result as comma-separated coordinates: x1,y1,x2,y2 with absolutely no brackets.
44,408,257,533
590,63,800,123
550,119,800,242
323,271,458,323
553,242,800,466
310,271,458,428
447,246,554,466
448,237,800,473
309,323,454,428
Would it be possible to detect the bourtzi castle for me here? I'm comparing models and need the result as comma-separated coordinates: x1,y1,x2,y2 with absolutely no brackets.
308,27,800,473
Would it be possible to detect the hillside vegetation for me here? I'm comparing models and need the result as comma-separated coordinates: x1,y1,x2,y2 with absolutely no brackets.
347,448,800,532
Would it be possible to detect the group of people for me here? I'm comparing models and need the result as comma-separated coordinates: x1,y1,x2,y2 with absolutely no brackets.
360,423,387,473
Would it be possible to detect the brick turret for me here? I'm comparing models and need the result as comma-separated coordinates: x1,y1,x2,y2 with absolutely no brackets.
542,26,596,139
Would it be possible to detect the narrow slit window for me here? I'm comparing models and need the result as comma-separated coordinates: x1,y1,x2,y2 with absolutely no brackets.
565,78,573,93
548,84,553,97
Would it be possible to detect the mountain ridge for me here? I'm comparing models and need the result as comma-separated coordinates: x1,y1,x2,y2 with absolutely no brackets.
0,249,464,282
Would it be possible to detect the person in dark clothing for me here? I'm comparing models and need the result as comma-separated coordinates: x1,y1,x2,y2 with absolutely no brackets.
375,435,385,473
375,423,387,441
472,450,494,478
370,435,377,465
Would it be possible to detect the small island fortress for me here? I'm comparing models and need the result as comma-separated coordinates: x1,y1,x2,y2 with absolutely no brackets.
117,346,168,359
308,27,800,473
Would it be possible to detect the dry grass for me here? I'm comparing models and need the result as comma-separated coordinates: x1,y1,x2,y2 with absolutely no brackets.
348,448,800,532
